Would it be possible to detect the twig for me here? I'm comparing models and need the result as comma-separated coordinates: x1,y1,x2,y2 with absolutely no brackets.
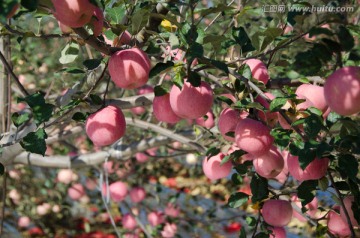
328,171,356,238
251,213,261,238
0,169,7,236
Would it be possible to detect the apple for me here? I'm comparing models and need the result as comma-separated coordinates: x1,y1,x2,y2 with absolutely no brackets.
291,194,318,222
147,211,165,226
324,66,360,115
262,199,293,227
169,81,213,119
90,7,104,36
202,153,233,180
195,111,215,129
161,223,177,238
108,181,128,202
255,92,279,127
52,0,96,28
85,105,126,146
129,187,146,203
36,203,51,216
253,146,284,178
287,155,329,181
122,214,137,229
275,150,290,184
340,196,359,227
295,84,330,117
328,209,351,237
9,189,21,203
52,204,61,213
18,216,31,228
218,108,247,141
224,222,242,233
114,31,132,46
68,183,85,200
268,226,286,238
108,48,151,89
243,59,270,85
235,118,274,156
57,169,74,184
135,152,149,163
165,203,180,217
153,93,181,124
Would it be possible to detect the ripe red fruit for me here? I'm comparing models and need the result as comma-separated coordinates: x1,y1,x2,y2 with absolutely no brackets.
195,111,215,129
108,48,151,89
85,105,126,146
340,196,359,227
68,183,85,200
268,226,287,238
224,222,242,233
52,0,96,28
328,209,351,237
202,153,232,180
243,59,270,84
91,7,104,36
287,155,329,181
122,214,137,229
218,108,247,142
235,118,274,156
169,81,213,119
108,181,128,202
255,92,279,127
324,66,360,115
253,146,284,178
147,211,165,226
153,93,181,124
291,194,318,222
295,84,330,117
262,199,293,227
129,187,146,203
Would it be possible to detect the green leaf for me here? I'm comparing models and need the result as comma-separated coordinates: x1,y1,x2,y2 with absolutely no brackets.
270,128,291,147
21,0,38,11
0,163,4,176
303,114,323,138
217,95,233,106
239,227,247,238
72,112,87,122
199,3,234,17
234,161,252,175
269,98,288,112
187,71,201,87
251,28,283,52
246,216,257,227
20,128,48,156
149,62,174,78
232,26,255,53
254,232,269,238
83,59,102,70
318,177,329,191
131,7,150,33
59,42,79,64
209,59,229,74
11,112,30,127
250,174,268,203
206,147,220,158
154,85,168,97
297,180,317,206
89,94,103,105
58,67,85,74
338,154,358,182
338,26,355,51
18,92,54,125
105,5,126,24
227,192,249,208
231,173,243,185
169,33,180,49
298,142,317,170
187,42,204,60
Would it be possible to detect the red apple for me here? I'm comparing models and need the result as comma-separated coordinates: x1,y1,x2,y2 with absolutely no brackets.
255,92,279,127
202,153,233,180
18,216,31,228
122,214,137,229
291,194,318,222
328,209,351,237
324,66,360,115
243,59,270,85
161,223,177,238
165,203,180,218
218,108,247,142
268,226,287,238
340,196,359,227
169,81,213,119
147,211,165,226
153,93,181,124
131,85,153,115
287,155,329,181
129,187,146,203
85,105,126,146
195,111,215,129
224,222,242,233
253,146,284,178
90,7,104,36
68,183,85,200
57,169,74,184
108,48,151,89
295,84,330,117
109,181,128,202
52,0,96,28
262,199,293,227
235,118,274,156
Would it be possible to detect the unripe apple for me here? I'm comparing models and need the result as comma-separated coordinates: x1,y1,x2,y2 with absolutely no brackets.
153,93,181,124
253,146,284,178
218,108,247,142
129,187,146,203
169,81,213,119
161,223,177,238
122,214,137,229
18,216,31,228
243,59,270,85
340,196,359,227
324,66,360,115
268,226,287,238
68,183,85,200
287,155,329,181
108,48,151,89
147,211,165,226
235,118,274,156
52,0,96,28
85,105,126,146
262,199,293,227
202,153,232,180
195,111,215,129
57,169,74,184
109,181,128,202
165,203,180,217
328,209,351,237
